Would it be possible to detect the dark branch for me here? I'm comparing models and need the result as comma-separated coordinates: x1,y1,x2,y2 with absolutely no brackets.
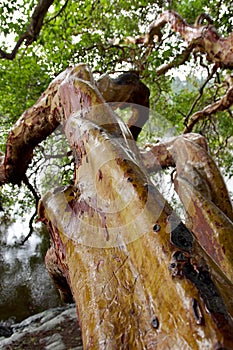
156,43,195,76
0,0,55,60
44,0,69,24
19,175,41,245
23,175,40,205
184,85,233,133
184,64,218,126
20,209,38,245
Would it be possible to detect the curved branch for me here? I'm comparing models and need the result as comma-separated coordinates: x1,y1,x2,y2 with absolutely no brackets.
156,43,195,76
23,175,41,205
0,67,70,184
0,65,150,185
145,10,233,69
184,85,233,133
0,34,27,60
0,0,55,60
16,175,41,244
184,64,218,125
44,0,69,24
20,209,38,245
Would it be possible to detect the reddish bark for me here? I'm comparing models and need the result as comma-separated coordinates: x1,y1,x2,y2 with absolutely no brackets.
0,65,149,185
1,63,233,349
146,10,233,69
36,65,233,349
184,85,233,133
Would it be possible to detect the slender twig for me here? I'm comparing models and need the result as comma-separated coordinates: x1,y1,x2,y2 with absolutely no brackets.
184,64,218,126
156,43,195,76
20,209,38,245
44,0,69,24
19,175,41,245
183,85,233,133
23,175,40,205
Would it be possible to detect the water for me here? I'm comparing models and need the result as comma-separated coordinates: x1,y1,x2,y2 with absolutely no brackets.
0,217,63,323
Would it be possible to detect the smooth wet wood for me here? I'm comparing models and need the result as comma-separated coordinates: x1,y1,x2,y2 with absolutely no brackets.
36,65,233,349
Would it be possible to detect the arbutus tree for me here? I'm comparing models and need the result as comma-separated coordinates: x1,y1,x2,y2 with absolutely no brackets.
0,2,233,349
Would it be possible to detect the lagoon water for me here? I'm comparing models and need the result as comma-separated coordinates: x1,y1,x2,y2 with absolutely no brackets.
0,217,63,323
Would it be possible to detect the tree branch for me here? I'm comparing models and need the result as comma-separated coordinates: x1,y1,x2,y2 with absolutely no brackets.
20,209,38,245
23,175,40,205
0,65,150,185
184,85,233,133
0,0,55,60
184,64,218,125
145,10,233,69
14,175,41,245
97,72,150,140
44,0,69,24
0,66,68,184
156,43,195,76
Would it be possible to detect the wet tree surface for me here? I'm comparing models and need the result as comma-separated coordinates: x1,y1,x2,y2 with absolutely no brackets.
0,9,233,350
0,63,232,349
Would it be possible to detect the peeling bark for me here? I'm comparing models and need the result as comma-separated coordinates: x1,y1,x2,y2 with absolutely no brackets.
1,63,233,348
0,64,149,185
141,133,233,282
0,67,67,184
39,185,233,349
36,65,233,349
145,10,233,69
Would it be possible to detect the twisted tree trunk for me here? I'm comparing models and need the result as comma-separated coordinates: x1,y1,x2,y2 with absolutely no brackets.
0,63,233,349
35,65,233,349
1,6,233,348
